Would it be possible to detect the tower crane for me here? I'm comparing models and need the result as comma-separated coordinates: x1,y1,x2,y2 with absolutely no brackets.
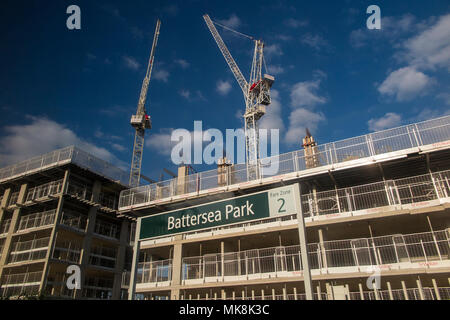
203,14,274,181
129,19,161,187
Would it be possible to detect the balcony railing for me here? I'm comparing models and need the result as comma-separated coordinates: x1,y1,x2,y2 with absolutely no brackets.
8,237,50,264
119,115,450,209
25,179,63,203
89,246,117,269
16,209,56,232
0,218,11,236
66,181,93,202
94,220,120,240
136,259,172,285
0,271,43,298
99,192,118,210
0,146,128,186
60,211,88,232
82,277,114,300
8,192,19,207
176,169,450,241
180,230,450,282
52,241,82,264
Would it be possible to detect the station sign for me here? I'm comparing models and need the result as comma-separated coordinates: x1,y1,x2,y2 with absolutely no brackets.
139,184,298,240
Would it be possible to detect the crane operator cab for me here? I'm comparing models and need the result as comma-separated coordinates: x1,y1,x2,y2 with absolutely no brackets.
130,113,152,130
247,74,275,120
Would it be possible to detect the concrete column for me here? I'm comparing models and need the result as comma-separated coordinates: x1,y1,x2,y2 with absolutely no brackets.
242,290,245,300
293,287,297,300
128,219,141,300
282,287,287,300
294,183,313,300
0,183,28,280
417,277,425,300
0,188,11,222
39,169,70,295
261,289,264,300
112,220,130,299
359,283,364,300
387,281,394,300
432,279,441,300
316,284,322,300
251,289,255,300
401,281,409,300
271,288,275,300
325,282,333,300
222,289,226,300
318,228,328,270
170,235,183,300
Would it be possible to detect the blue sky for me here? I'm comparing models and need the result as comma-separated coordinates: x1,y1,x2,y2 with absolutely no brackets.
0,0,449,181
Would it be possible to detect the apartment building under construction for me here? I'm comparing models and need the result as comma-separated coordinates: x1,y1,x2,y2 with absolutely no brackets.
121,115,450,301
0,146,135,300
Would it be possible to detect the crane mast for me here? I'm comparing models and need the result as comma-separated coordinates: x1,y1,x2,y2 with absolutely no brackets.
203,14,274,180
129,19,161,187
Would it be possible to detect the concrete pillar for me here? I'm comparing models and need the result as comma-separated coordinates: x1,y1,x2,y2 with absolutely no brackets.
0,183,28,280
417,277,425,300
387,281,394,300
318,228,328,270
293,287,297,300
39,169,70,295
170,235,183,300
261,289,264,300
432,279,441,300
0,188,11,267
112,220,130,299
251,289,255,300
272,288,275,300
242,290,245,300
326,282,333,300
222,289,226,300
401,281,409,300
359,283,364,300
282,287,287,300
232,291,235,300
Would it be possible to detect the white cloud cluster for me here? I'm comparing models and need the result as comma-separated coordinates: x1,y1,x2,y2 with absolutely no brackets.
378,66,433,101
123,56,140,70
217,14,241,29
0,116,121,167
175,59,190,69
290,80,327,108
301,33,328,51
368,113,402,132
154,69,170,82
216,80,232,95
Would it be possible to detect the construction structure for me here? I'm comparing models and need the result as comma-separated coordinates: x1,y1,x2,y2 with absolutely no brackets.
204,14,275,181
129,19,161,188
0,146,135,299
121,115,450,300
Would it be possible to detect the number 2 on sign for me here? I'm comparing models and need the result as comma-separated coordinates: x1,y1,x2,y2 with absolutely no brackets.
277,198,286,213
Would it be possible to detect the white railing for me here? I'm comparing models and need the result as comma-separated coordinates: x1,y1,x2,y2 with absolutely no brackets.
25,179,63,202
180,230,449,281
94,220,120,239
16,209,57,232
119,115,450,209
0,271,43,297
89,246,117,269
52,240,82,264
8,237,50,264
60,211,88,232
0,146,129,186
137,259,172,285
177,169,450,240
0,218,11,236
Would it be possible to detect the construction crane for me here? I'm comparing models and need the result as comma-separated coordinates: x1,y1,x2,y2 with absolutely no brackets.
129,19,161,187
203,14,274,181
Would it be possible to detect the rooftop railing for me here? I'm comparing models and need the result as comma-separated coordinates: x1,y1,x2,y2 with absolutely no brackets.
0,146,129,186
119,115,450,210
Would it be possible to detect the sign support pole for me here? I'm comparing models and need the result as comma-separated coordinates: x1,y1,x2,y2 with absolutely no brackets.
128,218,142,300
293,183,314,300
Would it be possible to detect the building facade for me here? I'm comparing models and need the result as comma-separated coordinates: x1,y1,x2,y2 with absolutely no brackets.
121,115,450,300
0,146,135,300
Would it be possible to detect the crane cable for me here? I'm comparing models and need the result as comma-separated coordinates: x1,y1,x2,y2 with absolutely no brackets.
212,19,254,41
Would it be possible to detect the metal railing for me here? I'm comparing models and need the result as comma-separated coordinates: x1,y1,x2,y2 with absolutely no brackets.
137,259,172,284
60,211,88,232
89,246,117,269
25,179,63,202
52,240,82,264
94,220,120,239
0,146,129,186
16,209,57,232
8,237,50,264
178,169,450,240
99,192,118,210
66,181,93,202
0,218,11,236
181,230,450,281
119,115,450,209
0,271,43,297
82,277,114,300
8,192,19,207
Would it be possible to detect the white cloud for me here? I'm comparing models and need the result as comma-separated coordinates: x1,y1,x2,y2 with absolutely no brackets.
123,56,140,70
145,130,174,156
368,113,402,132
284,18,308,28
301,33,328,51
175,59,190,69
378,66,433,101
290,80,327,108
111,143,126,152
267,65,284,75
216,80,232,95
264,44,283,58
0,116,121,167
285,108,325,145
154,69,169,82
217,13,241,29
258,89,284,132
401,14,450,71
179,89,191,100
